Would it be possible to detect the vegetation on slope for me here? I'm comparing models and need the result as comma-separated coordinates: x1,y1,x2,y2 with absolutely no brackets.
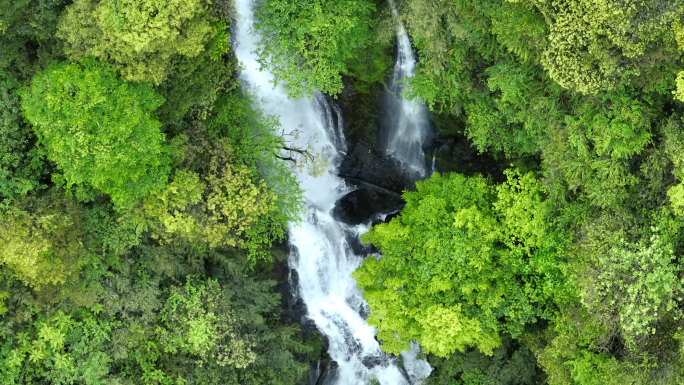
256,0,684,383
0,0,320,383
6,0,684,383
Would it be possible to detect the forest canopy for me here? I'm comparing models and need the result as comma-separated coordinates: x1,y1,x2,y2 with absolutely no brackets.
251,0,684,382
21,59,171,209
5,0,684,384
343,0,684,384
0,0,318,383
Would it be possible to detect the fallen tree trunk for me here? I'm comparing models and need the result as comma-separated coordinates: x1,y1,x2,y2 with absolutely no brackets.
338,174,404,200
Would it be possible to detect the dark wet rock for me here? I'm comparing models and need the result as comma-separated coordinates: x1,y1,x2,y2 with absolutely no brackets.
337,76,386,146
318,361,339,385
338,141,415,193
272,246,331,385
342,228,376,258
272,250,309,326
336,71,422,193
333,187,404,226
338,175,403,199
362,355,387,369
427,135,506,182
307,360,323,385
395,359,412,384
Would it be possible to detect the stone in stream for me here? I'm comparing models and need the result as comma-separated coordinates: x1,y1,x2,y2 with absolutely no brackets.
333,187,403,226
338,141,415,193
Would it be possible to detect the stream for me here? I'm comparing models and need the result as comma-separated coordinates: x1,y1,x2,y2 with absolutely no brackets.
233,0,432,383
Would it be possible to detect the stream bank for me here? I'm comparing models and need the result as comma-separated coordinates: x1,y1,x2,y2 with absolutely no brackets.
266,20,509,380
270,77,511,384
334,75,507,226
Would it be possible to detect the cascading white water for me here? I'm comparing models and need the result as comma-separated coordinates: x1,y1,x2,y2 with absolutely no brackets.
383,1,431,178
233,1,431,384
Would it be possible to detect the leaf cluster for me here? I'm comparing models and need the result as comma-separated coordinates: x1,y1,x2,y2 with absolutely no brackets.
354,170,569,357
254,0,377,97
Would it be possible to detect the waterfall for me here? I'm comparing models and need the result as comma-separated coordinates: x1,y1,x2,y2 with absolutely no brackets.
431,149,437,176
233,0,431,384
383,0,431,179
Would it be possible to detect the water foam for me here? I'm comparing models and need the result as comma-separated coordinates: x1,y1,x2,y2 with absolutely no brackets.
233,1,431,383
382,0,432,179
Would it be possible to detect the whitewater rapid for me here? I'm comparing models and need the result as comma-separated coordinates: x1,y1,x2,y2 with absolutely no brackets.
233,0,431,383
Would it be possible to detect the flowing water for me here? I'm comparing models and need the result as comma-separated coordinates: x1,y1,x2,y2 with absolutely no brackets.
383,1,432,179
233,0,431,383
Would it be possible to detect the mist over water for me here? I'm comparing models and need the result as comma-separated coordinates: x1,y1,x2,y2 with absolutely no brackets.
233,0,431,384
383,1,432,179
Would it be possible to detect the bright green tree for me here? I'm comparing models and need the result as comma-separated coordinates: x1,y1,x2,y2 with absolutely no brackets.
353,170,569,357
0,191,84,289
21,59,171,209
529,0,684,95
130,153,278,260
57,0,218,84
254,0,376,97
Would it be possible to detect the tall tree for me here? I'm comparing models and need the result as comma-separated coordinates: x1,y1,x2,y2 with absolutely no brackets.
0,0,68,76
21,59,171,209
57,0,218,84
353,170,569,357
0,190,84,288
254,0,376,97
0,69,48,207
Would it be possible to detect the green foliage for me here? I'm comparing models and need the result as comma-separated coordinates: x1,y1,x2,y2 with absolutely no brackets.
0,309,115,385
426,338,544,385
580,231,683,341
132,169,205,243
254,0,376,97
399,0,548,112
57,0,218,84
563,88,653,160
0,69,47,207
127,90,303,263
531,0,683,95
157,276,256,368
200,148,277,249
10,0,684,382
337,1,395,143
354,170,569,357
0,2,311,384
21,59,171,210
155,34,236,126
0,190,84,288
202,91,304,260
130,157,278,258
0,0,67,76
517,211,684,384
527,301,684,385
397,0,676,212
204,91,303,224
0,243,312,385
